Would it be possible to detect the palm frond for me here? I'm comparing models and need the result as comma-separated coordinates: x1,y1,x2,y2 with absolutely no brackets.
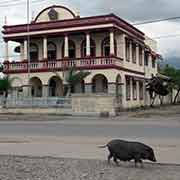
66,69,90,85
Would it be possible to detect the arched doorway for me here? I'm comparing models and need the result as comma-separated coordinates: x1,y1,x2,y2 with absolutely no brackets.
62,40,76,58
81,38,96,57
30,43,38,61
10,77,23,98
48,42,57,60
92,74,108,93
29,77,42,97
102,37,117,56
48,76,63,97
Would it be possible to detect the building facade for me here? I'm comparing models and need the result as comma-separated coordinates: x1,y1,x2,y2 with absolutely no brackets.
2,5,159,109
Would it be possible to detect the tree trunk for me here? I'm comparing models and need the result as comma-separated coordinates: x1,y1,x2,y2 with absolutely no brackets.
170,89,173,104
150,94,157,107
65,84,71,98
173,88,180,104
3,90,8,108
159,95,163,105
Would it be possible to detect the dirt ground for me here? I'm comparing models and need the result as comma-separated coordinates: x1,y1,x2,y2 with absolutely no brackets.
0,155,179,180
0,105,179,179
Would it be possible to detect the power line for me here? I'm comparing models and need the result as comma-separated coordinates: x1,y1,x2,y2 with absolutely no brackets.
0,0,47,7
133,16,180,25
0,0,25,5
153,34,180,39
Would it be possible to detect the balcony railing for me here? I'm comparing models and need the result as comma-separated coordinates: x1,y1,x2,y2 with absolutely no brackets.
3,56,123,73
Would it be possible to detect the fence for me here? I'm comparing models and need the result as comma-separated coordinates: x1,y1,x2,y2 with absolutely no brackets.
0,97,72,108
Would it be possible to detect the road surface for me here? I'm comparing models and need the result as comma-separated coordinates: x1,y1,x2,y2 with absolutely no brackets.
0,105,179,163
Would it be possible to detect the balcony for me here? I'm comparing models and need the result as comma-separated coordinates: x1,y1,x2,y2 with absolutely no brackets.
3,56,123,74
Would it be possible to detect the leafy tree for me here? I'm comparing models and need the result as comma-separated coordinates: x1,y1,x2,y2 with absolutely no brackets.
52,67,91,97
146,75,170,106
0,76,11,103
161,65,180,103
0,64,19,108
64,68,91,97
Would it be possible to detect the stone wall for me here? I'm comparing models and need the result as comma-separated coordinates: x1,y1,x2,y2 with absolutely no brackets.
72,94,117,116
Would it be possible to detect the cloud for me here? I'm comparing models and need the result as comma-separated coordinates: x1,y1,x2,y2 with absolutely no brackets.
93,0,180,22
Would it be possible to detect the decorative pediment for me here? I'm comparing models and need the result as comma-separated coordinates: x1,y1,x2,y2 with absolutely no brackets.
34,5,77,23
48,8,59,21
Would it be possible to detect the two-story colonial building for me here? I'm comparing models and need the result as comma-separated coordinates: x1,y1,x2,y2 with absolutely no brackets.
2,5,159,109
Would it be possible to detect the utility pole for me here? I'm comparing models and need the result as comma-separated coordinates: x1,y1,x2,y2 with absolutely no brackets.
27,0,30,96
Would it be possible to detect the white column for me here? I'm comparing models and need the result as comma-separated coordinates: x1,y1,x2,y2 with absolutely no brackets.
130,78,133,101
110,31,115,56
142,49,145,67
20,43,24,61
43,37,47,59
24,39,28,60
5,41,9,61
129,41,132,62
86,33,90,57
121,76,127,108
137,81,140,101
136,44,139,65
119,34,126,60
42,85,48,97
64,35,69,58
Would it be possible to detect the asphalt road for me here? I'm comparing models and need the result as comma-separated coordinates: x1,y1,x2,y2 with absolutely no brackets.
0,120,179,139
0,114,179,163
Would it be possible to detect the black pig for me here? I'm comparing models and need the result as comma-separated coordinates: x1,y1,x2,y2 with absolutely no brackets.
99,139,156,167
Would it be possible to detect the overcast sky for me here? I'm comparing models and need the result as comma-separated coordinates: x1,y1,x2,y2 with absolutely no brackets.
1,0,180,66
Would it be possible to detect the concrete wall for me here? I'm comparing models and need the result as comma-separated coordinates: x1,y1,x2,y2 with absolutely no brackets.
72,94,116,116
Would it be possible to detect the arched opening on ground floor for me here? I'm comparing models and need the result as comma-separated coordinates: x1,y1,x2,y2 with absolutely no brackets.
92,74,108,93
29,77,42,97
48,76,63,97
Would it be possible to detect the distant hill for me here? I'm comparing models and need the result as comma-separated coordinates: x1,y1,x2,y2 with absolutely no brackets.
159,56,180,69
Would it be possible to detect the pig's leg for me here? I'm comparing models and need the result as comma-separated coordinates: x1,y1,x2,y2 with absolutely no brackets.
108,153,113,164
134,159,138,168
113,156,119,166
134,158,143,168
139,159,144,168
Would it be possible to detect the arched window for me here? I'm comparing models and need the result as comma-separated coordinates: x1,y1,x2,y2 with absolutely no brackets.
48,42,56,60
48,76,63,97
29,77,42,97
92,74,108,93
81,38,96,57
102,37,117,57
30,43,38,61
62,40,76,58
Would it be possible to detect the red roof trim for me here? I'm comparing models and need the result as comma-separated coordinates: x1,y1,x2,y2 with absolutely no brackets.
4,64,145,75
3,14,145,41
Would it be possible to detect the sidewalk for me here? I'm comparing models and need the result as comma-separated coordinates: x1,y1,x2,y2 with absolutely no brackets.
0,136,179,164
